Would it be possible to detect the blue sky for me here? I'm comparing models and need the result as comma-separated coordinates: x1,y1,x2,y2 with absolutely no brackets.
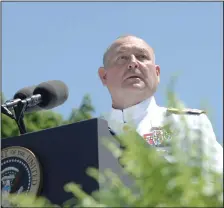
2,2,223,143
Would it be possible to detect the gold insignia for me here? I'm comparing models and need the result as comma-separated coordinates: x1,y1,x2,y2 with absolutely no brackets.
167,108,206,115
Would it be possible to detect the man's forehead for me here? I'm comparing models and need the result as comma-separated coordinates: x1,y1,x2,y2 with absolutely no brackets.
109,36,154,55
103,36,155,66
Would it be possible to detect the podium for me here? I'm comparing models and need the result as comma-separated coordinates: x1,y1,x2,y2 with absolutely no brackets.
1,118,127,205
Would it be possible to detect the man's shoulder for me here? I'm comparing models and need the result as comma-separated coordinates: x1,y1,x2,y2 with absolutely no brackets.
160,106,210,130
154,105,206,119
165,107,206,116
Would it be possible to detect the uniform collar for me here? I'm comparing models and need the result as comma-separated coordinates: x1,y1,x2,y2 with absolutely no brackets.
108,96,157,124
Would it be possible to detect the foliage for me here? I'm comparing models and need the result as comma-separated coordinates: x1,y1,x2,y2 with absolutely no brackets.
2,86,223,207
5,128,223,207
65,94,95,124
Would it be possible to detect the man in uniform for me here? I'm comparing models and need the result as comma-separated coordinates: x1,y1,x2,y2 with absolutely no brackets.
98,35,223,173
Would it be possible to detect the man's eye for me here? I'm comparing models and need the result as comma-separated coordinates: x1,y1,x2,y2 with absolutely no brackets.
137,55,147,59
119,55,128,60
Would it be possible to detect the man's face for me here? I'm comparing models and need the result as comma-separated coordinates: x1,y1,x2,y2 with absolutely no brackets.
99,36,160,107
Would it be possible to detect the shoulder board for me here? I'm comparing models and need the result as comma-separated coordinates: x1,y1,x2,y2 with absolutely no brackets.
166,108,206,115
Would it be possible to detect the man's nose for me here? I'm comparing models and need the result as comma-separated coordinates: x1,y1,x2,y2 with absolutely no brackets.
128,55,139,69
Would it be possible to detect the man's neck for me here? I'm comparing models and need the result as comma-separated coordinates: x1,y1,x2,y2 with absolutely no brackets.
112,97,149,110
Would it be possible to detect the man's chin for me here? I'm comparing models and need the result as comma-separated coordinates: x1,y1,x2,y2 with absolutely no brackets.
125,84,146,91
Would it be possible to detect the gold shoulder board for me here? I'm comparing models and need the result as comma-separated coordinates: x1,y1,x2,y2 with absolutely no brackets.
167,108,206,115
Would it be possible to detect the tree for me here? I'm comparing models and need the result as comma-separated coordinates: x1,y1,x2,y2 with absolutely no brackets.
67,94,95,124
1,93,21,138
1,114,20,139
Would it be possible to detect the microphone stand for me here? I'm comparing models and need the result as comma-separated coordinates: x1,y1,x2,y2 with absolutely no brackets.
1,100,27,135
1,105,15,120
13,100,27,134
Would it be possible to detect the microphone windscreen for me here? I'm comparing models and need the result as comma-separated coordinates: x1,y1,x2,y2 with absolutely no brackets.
13,86,35,99
13,85,43,113
33,80,69,110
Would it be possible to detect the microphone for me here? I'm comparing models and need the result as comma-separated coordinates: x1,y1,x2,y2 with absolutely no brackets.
13,85,43,113
2,80,69,113
33,80,69,110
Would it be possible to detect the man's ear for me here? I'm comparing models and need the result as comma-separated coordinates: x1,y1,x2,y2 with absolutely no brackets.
155,65,160,83
98,67,107,86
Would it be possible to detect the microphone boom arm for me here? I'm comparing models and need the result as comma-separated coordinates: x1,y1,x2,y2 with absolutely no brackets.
1,94,43,135
1,105,15,120
13,100,27,135
1,100,27,135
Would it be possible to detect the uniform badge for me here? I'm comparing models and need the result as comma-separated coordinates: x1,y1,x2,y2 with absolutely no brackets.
143,127,171,147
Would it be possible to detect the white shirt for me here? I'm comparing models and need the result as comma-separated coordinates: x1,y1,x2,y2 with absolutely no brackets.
103,96,223,174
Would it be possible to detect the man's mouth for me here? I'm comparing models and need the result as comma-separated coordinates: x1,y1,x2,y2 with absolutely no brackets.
126,75,142,79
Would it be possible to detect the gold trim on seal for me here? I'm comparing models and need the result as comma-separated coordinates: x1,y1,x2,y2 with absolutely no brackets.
1,146,42,195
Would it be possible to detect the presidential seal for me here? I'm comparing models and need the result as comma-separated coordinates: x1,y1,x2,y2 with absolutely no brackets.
1,146,42,207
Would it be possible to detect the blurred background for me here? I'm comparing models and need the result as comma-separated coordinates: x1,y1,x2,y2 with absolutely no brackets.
2,2,223,143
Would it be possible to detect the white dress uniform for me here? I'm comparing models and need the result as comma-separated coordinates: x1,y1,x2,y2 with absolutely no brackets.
103,96,223,174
